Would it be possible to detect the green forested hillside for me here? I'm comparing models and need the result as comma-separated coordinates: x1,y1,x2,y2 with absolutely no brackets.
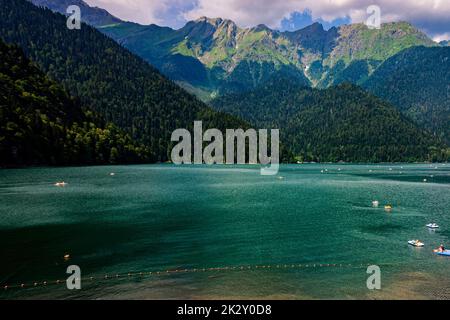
363,46,450,144
0,0,248,163
212,79,450,162
102,17,312,97
0,40,152,166
99,18,434,98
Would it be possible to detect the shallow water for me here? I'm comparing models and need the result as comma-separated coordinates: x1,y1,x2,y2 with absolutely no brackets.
0,164,449,299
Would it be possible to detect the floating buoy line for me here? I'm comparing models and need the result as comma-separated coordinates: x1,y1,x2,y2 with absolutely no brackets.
1,262,400,292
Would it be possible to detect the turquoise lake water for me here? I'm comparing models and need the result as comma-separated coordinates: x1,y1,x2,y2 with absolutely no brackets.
1,164,450,299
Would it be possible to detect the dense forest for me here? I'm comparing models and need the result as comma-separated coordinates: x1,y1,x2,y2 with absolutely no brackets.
0,0,249,163
212,79,450,163
363,46,450,144
0,40,153,166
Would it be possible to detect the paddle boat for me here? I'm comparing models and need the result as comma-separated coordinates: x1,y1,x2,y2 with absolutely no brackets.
434,244,450,256
384,204,393,211
408,240,424,247
372,201,379,207
426,223,439,229
435,250,450,256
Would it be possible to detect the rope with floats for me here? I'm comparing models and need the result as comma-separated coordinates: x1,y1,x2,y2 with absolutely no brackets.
1,262,399,291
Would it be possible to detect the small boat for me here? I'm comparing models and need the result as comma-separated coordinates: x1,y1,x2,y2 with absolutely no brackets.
384,205,393,210
54,182,67,187
372,201,379,207
435,250,450,256
408,240,424,247
426,223,439,229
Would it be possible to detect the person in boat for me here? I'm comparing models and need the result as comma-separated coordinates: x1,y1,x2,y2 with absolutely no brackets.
438,244,445,252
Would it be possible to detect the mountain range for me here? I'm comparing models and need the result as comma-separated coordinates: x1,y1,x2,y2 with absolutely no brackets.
29,0,438,99
30,0,121,26
93,17,439,97
1,0,448,165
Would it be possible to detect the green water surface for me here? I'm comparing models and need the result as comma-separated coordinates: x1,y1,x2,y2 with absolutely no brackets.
1,164,449,299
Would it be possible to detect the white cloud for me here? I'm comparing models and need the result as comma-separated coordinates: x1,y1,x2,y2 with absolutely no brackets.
186,0,450,31
84,0,450,38
84,0,189,26
433,33,450,42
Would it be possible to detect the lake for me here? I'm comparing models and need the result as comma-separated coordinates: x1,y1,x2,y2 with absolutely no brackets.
1,164,450,299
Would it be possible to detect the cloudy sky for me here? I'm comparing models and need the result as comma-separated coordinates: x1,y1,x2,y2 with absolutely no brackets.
85,0,450,41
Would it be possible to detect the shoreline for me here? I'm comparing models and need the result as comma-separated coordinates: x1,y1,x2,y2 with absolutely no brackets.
1,162,449,170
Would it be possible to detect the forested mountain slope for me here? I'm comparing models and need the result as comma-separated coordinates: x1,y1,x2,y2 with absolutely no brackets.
0,40,152,166
1,0,248,162
212,80,449,162
363,46,450,144
100,18,435,97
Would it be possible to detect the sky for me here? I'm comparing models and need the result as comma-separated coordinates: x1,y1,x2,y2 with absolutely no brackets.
84,0,450,41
